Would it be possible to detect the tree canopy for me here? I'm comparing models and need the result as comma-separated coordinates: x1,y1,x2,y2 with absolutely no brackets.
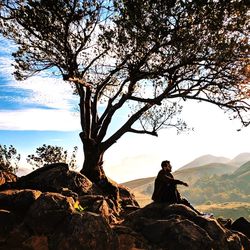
0,0,249,182
0,144,20,173
27,144,78,170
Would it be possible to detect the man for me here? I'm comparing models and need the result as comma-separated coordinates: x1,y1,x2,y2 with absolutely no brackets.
152,160,202,214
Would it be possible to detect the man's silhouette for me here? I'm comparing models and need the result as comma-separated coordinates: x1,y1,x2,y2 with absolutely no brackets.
152,160,202,214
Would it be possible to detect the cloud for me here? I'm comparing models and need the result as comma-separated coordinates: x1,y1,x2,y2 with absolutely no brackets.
0,56,15,78
0,109,80,131
0,37,80,131
13,76,77,110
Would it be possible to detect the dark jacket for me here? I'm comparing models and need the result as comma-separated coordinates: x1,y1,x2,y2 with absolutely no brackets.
152,170,182,203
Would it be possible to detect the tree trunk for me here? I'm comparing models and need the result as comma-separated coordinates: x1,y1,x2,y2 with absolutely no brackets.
79,134,120,210
79,135,106,183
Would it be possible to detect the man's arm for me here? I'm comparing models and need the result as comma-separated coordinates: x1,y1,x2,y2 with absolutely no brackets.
159,172,188,186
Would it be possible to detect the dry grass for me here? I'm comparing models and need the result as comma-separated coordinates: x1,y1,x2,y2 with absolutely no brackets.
196,202,250,220
132,191,152,207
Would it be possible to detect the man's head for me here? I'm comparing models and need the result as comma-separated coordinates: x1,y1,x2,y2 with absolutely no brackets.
161,160,172,172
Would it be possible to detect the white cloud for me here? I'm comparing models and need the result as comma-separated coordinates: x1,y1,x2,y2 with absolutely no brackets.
0,56,15,77
0,36,79,127
13,76,77,110
0,49,80,131
0,109,80,131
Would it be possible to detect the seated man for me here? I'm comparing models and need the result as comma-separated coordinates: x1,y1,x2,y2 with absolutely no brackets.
152,160,201,214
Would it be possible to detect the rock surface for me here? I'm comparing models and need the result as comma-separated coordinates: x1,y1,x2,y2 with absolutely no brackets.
0,171,17,186
0,164,250,250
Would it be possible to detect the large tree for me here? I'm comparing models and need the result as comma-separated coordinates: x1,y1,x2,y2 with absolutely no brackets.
0,0,249,183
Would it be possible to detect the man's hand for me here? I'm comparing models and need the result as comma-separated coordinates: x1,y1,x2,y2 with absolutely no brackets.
182,181,188,187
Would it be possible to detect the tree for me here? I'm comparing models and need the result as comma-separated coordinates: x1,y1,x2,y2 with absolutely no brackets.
0,144,20,174
0,0,249,183
27,144,78,170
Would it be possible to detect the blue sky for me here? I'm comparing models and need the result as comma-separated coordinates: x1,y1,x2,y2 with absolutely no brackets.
1,35,250,183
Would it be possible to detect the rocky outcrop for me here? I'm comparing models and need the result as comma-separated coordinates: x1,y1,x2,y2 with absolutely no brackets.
0,165,250,250
231,217,250,238
0,163,97,196
0,191,118,249
121,202,250,250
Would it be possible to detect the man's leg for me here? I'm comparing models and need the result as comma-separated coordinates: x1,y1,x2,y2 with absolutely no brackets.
180,198,203,215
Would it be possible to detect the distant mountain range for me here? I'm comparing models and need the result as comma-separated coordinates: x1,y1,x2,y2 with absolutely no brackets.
179,152,250,170
122,153,250,208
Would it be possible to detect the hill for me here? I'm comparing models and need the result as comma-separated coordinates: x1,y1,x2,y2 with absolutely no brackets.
123,158,250,208
229,153,250,167
179,154,231,170
231,161,250,180
179,152,250,170
174,162,237,185
123,162,238,206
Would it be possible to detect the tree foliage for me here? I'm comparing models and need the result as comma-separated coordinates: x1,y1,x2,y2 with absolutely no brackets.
27,144,78,170
0,144,20,173
0,0,249,181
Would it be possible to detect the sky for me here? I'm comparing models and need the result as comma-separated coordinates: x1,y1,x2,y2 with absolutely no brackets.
1,36,250,183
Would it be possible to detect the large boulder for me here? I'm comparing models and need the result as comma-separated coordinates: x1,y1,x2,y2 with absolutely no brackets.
24,192,75,235
231,217,250,239
0,189,42,216
50,212,118,250
118,184,140,213
1,222,33,249
140,217,214,250
0,163,97,196
0,192,118,250
0,209,19,242
123,202,250,250
78,195,119,224
113,225,149,250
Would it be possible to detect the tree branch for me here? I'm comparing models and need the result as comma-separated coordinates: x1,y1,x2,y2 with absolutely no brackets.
101,103,152,151
128,128,158,136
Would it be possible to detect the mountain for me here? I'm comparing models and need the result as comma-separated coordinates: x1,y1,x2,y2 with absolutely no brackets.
179,154,231,170
123,162,238,207
174,162,238,185
122,153,250,208
122,177,154,190
229,153,250,167
122,177,155,207
231,161,250,181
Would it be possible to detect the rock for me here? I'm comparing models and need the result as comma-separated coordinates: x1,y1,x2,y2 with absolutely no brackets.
118,184,140,211
50,212,118,250
1,165,249,250
142,217,213,250
113,225,149,250
0,170,17,186
3,223,32,250
0,189,42,216
22,236,49,250
123,202,250,250
0,209,18,242
24,192,75,234
233,231,250,250
0,163,96,196
231,217,250,238
125,203,197,225
78,195,119,223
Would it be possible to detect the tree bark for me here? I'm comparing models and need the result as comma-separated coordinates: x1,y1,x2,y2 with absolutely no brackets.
79,133,106,183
